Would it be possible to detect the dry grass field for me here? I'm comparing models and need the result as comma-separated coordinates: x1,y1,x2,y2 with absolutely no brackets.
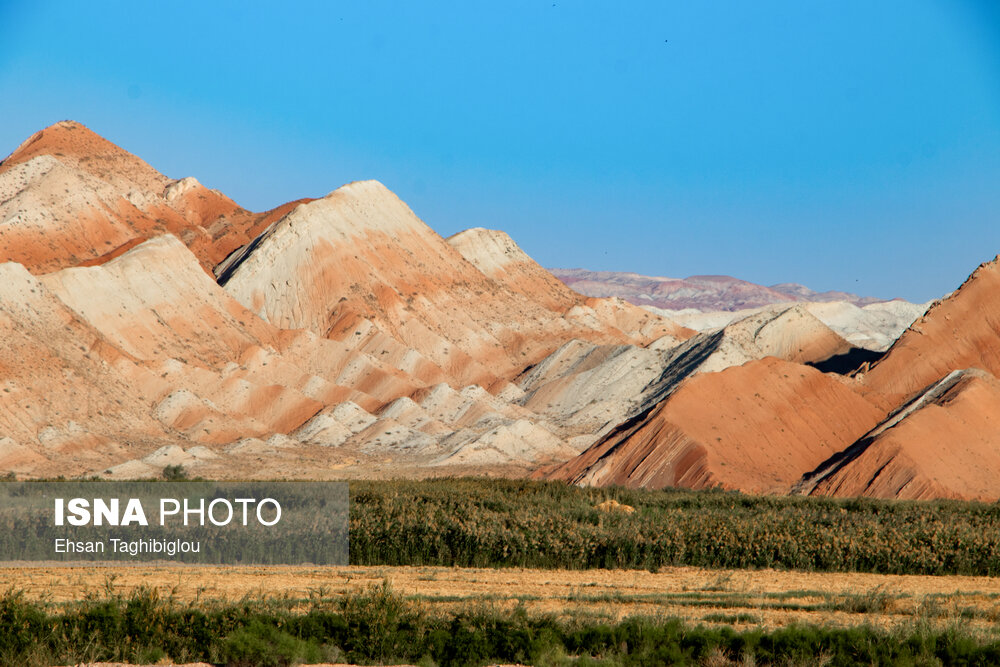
7,482,1000,664
6,564,1000,635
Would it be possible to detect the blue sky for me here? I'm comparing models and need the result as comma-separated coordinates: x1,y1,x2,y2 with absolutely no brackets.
1,1,998,302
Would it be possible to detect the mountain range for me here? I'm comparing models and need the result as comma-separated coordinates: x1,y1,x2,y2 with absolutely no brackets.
2,120,998,501
549,268,888,312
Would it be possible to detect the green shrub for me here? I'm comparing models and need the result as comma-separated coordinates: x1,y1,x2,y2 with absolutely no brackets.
337,580,420,663
219,620,322,667
162,464,187,481
348,478,1000,576
3,588,1000,666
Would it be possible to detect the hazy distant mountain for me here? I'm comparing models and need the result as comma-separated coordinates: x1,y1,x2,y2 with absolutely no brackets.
769,282,884,306
549,268,885,312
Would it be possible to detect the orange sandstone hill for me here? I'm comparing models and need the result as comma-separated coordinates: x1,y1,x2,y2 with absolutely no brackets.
798,369,1000,500
860,257,1000,405
1,120,997,500
544,253,1000,500
540,357,884,493
0,120,307,272
788,256,1000,500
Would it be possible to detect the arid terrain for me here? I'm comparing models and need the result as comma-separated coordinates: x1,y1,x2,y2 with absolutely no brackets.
11,564,1000,634
2,121,1000,500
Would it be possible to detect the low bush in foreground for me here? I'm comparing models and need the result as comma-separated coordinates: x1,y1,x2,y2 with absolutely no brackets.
2,583,1000,667
350,478,1000,575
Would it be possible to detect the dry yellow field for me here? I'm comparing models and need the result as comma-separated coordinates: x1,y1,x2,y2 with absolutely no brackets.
5,564,1000,634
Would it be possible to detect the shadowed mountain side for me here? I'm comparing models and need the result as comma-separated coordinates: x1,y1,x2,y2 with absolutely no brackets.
798,369,1000,500
510,304,853,455
539,256,1000,500
513,336,692,446
538,357,886,493
808,347,885,375
637,304,854,406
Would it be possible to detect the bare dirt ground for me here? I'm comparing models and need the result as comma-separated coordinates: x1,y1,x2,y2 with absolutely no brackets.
55,664,410,667
56,663,409,667
8,563,1000,635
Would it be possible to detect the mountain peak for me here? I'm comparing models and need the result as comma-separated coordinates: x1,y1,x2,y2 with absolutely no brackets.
1,119,169,193
6,120,111,162
447,227,530,273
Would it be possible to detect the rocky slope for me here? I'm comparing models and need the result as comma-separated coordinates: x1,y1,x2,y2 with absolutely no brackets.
447,227,582,311
795,369,1000,500
0,121,693,479
546,253,1000,500
540,357,886,493
652,301,929,353
219,184,687,389
860,258,1000,405
0,120,307,273
2,121,998,500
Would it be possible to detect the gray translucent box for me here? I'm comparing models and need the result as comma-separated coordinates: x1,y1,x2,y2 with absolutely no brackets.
0,482,348,565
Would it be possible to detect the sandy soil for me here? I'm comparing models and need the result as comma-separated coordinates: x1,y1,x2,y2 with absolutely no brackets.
9,563,1000,635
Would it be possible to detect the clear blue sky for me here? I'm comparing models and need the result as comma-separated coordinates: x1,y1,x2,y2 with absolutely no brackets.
2,1,998,302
